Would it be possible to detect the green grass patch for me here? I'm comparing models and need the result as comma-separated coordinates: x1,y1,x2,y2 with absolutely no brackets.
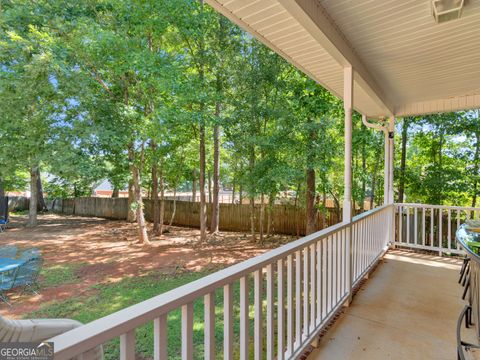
41,263,86,287
28,269,271,360
10,210,29,216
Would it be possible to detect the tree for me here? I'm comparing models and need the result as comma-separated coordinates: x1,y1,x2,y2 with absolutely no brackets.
0,11,61,226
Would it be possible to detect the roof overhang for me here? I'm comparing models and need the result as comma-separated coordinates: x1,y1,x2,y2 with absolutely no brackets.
206,0,480,118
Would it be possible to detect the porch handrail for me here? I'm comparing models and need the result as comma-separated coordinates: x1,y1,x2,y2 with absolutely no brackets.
396,203,480,212
394,203,480,255
51,204,393,360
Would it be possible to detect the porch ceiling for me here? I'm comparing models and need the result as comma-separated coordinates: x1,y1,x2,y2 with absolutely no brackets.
206,0,480,118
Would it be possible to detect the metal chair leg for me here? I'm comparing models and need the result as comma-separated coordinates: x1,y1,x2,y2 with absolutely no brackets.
466,305,473,327
463,277,471,300
463,265,470,287
460,258,470,283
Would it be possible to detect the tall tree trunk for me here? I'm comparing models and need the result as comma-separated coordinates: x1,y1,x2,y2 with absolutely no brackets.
306,168,316,235
398,118,409,203
370,148,382,210
36,168,47,212
208,171,212,204
128,145,150,245
127,180,136,222
249,146,256,241
210,122,220,233
192,170,197,202
305,117,317,235
151,143,160,234
199,125,207,242
250,195,256,241
27,165,38,227
321,191,327,229
231,180,236,204
360,141,366,212
259,193,265,244
168,187,177,230
438,130,444,205
472,131,480,208
266,192,275,237
111,187,119,198
239,183,243,204
296,183,301,237
159,161,165,236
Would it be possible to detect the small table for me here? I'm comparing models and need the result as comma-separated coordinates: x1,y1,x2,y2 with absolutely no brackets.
0,258,25,273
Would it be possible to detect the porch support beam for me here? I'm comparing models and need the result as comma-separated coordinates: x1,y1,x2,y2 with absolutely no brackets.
343,66,353,222
277,0,393,116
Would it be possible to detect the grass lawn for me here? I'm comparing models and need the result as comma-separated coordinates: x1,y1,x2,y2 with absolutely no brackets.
29,266,264,360
0,215,288,359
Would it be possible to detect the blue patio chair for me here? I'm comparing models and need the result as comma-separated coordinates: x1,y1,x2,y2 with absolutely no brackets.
0,267,18,305
0,196,8,233
12,257,43,295
0,245,17,259
18,248,41,261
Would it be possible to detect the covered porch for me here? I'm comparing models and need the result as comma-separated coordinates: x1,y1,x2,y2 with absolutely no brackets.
50,204,479,359
310,250,463,359
50,0,480,359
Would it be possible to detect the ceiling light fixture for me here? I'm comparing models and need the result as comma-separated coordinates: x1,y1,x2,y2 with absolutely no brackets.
432,0,464,23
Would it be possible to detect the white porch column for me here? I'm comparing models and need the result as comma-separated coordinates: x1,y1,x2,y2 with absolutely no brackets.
383,116,395,204
387,116,396,247
343,66,353,222
383,122,389,205
343,66,353,306
388,116,395,204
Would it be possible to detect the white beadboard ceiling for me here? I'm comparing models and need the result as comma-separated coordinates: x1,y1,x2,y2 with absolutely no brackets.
206,0,480,118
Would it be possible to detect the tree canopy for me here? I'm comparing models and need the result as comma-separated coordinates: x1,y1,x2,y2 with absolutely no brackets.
1,0,478,240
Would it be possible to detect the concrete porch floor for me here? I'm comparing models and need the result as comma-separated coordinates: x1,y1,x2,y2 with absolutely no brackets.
309,250,465,360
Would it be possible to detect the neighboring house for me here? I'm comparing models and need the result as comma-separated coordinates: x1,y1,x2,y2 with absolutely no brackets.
92,180,128,198
5,191,27,197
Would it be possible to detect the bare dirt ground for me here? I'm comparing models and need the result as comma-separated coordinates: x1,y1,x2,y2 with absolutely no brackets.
0,214,295,318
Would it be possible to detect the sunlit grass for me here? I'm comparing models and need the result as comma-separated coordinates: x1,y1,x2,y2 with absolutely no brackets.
28,269,273,359
41,263,86,287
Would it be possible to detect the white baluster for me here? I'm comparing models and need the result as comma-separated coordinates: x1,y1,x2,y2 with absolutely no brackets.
239,277,249,360
277,259,285,360
287,255,294,356
303,247,309,338
120,330,135,360
224,284,233,360
154,315,167,360
204,292,215,360
295,250,302,348
310,243,316,331
422,207,426,247
254,270,263,360
266,264,274,360
181,303,193,360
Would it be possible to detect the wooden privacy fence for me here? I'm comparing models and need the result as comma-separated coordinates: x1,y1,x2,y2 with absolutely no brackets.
7,197,30,212
45,197,341,236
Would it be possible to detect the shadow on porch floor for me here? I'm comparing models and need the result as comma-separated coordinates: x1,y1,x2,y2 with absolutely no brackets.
309,250,465,360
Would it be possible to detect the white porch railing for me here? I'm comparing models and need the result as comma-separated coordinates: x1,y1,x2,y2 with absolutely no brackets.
394,203,480,255
50,204,392,360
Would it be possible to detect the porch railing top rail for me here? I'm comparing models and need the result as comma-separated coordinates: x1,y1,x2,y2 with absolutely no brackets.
396,203,480,212
51,203,392,359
